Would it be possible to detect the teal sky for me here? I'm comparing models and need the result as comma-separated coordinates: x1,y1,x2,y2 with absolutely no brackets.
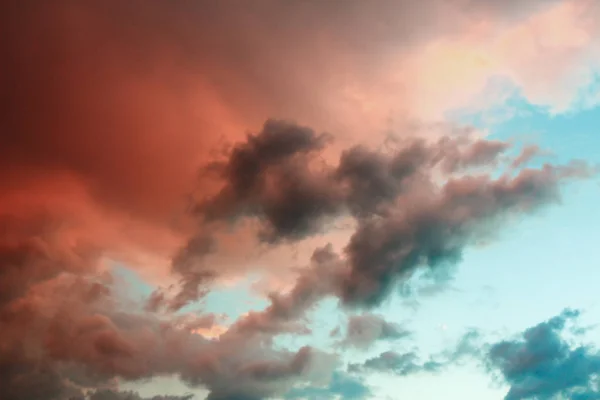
366,96,600,399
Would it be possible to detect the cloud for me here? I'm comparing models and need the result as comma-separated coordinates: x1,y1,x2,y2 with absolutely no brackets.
1,1,596,398
1,2,216,226
339,159,590,307
339,313,411,350
359,311,600,399
191,344,336,400
349,351,443,376
446,329,485,363
0,272,335,400
5,0,558,166
2,0,591,255
486,309,600,400
404,0,600,116
344,326,486,381
195,119,338,244
0,203,333,400
164,119,591,332
86,390,194,400
0,114,589,399
284,371,371,400
227,244,344,336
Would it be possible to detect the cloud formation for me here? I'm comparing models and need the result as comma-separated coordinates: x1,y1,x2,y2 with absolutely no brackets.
2,1,597,399
196,119,337,243
180,119,590,311
0,113,589,399
284,371,371,400
0,271,334,400
339,159,590,307
349,351,442,376
487,309,600,400
340,313,411,349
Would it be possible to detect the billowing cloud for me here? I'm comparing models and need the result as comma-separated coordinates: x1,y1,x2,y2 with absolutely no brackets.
1,1,597,399
195,121,589,311
195,119,338,244
0,271,335,400
166,119,590,331
0,117,590,399
339,159,590,307
487,309,600,400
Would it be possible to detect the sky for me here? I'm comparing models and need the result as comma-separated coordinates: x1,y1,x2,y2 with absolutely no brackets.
2,1,600,400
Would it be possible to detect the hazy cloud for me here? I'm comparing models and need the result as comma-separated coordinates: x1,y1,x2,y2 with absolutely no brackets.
340,313,411,349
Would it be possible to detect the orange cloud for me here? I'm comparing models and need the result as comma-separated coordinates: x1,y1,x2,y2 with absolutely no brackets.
400,0,600,117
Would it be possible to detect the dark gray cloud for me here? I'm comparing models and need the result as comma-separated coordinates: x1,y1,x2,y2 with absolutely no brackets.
170,120,593,343
347,311,600,399
340,313,410,349
339,161,591,307
180,119,592,311
0,358,85,400
179,120,591,304
190,344,335,400
145,119,593,400
486,309,600,400
334,140,432,217
191,121,529,245
194,125,526,243
196,119,340,244
438,137,511,173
